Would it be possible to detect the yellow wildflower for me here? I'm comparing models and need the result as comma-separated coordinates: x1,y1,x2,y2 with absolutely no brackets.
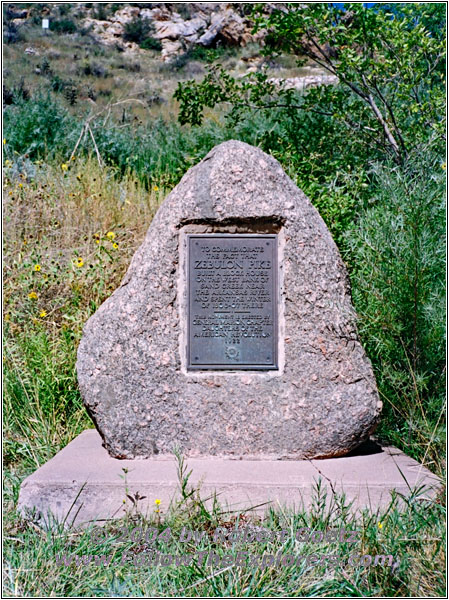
75,258,84,268
154,499,161,506
39,310,47,318
3,138,6,145
61,163,69,172
34,264,41,272
28,292,38,300
378,522,383,529
18,183,23,188
112,242,119,249
153,185,159,191
441,163,446,171
106,231,115,240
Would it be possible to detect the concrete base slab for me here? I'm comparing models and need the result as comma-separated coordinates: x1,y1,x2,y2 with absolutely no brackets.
18,430,440,526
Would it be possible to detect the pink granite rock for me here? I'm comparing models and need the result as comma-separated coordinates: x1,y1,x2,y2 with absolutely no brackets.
77,141,381,459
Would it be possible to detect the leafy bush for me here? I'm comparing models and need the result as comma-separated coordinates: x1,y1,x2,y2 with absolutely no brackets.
176,4,445,164
122,16,161,50
50,19,77,34
122,17,152,44
140,36,162,51
57,3,72,16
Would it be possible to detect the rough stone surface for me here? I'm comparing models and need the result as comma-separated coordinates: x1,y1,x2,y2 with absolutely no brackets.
77,4,262,61
18,430,440,526
77,140,382,459
269,74,339,91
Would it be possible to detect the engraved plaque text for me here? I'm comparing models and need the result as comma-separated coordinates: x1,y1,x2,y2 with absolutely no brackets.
187,234,278,370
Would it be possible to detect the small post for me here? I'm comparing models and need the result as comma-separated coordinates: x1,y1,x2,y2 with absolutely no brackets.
42,18,49,36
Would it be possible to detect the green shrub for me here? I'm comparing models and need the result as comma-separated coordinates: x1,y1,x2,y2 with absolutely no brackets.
91,3,109,20
50,74,70,93
140,36,162,51
78,60,109,78
3,93,78,159
347,149,445,468
3,79,30,104
57,3,72,16
122,17,152,44
188,44,235,63
122,16,161,50
50,18,77,34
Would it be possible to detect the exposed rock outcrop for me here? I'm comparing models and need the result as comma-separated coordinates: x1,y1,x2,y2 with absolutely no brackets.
80,3,261,60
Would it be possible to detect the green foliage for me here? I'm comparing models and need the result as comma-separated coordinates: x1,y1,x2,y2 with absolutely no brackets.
64,83,78,106
4,326,88,469
123,16,161,50
188,44,236,63
3,93,78,159
57,3,73,17
3,78,30,104
79,60,110,78
91,3,110,21
123,16,154,47
4,93,283,188
175,67,374,244
256,2,445,162
346,150,445,467
50,18,78,34
176,3,445,163
139,36,162,52
50,74,71,93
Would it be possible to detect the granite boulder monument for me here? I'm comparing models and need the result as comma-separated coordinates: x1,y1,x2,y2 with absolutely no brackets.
76,140,382,460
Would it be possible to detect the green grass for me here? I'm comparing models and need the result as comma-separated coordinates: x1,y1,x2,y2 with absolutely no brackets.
3,453,446,597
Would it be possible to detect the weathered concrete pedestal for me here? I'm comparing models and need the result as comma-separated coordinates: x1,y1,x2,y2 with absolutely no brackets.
18,430,440,526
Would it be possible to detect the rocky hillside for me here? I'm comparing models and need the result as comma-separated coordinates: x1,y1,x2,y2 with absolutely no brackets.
5,3,264,62
4,3,335,118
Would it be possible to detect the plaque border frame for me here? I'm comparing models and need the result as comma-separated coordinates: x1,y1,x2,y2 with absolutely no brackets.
186,233,279,371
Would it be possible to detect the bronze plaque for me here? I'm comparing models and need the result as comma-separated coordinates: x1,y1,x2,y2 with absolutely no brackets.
187,234,278,370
